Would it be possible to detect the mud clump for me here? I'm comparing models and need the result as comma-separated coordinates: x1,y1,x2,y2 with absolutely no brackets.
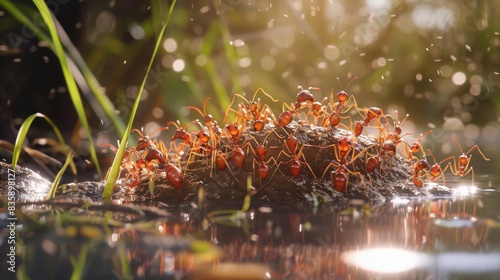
128,122,448,204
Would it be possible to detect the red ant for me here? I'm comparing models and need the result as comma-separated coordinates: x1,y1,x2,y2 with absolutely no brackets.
440,137,490,186
271,126,315,178
408,155,431,188
331,77,359,115
226,88,278,132
406,130,432,162
295,86,320,110
275,145,315,178
187,97,223,136
320,137,369,193
167,120,195,156
165,155,183,188
278,102,296,127
131,126,168,151
247,132,280,186
427,149,449,185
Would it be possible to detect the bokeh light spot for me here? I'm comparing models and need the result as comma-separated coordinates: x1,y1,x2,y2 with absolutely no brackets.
452,72,467,85
163,38,177,53
172,59,185,72
324,45,340,60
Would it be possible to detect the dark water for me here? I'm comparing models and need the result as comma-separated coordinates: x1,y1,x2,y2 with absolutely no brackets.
2,176,500,280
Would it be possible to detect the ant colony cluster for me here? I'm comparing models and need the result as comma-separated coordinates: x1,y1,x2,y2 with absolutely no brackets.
103,78,489,200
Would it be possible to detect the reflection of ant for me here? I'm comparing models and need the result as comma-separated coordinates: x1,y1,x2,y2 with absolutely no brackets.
441,137,490,185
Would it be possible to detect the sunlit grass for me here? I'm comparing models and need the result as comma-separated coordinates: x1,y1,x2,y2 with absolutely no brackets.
31,0,101,177
46,151,74,200
102,0,178,199
11,113,73,170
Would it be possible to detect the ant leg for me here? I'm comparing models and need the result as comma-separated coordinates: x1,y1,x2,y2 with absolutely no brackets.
466,145,490,161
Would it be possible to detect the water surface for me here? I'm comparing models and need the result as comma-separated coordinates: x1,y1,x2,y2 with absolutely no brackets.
2,176,500,280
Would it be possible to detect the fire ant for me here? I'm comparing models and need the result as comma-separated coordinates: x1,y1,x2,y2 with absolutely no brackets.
271,126,315,178
440,137,490,186
427,149,449,185
278,102,297,127
187,97,223,136
274,145,316,178
330,77,359,115
409,156,430,188
167,120,195,156
131,126,168,151
320,136,370,193
226,88,278,132
406,130,433,162
247,132,280,185
295,86,321,111
165,155,183,188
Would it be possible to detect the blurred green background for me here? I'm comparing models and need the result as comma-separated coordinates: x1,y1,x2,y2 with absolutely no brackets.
1,0,499,179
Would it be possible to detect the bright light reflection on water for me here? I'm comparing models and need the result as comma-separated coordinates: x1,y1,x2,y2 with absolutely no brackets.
341,248,430,273
453,184,479,196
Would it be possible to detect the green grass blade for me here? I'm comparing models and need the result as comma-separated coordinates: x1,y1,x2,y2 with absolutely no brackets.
32,0,101,178
46,151,74,200
0,2,126,136
102,0,177,198
12,113,68,169
70,246,88,280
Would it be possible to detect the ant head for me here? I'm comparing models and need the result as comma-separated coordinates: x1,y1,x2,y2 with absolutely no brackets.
296,88,314,104
337,91,348,104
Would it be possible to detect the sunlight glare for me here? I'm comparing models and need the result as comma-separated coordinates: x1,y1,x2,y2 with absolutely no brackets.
454,185,478,196
341,248,430,273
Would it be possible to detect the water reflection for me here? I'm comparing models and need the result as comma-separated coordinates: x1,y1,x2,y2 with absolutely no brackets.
3,178,500,279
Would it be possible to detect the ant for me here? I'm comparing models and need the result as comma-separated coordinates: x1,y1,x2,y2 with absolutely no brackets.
272,126,316,178
330,77,359,116
384,110,410,143
320,136,370,193
440,137,490,186
226,88,278,132
295,86,321,111
278,102,297,127
274,145,316,178
187,97,223,136
406,130,433,162
167,120,195,156
131,126,168,151
247,132,280,185
409,156,430,188
165,155,183,188
427,149,449,185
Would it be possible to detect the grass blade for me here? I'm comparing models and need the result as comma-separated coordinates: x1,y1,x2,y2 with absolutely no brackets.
32,0,101,178
12,113,68,169
46,151,74,200
102,0,177,198
70,246,88,280
0,1,126,136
